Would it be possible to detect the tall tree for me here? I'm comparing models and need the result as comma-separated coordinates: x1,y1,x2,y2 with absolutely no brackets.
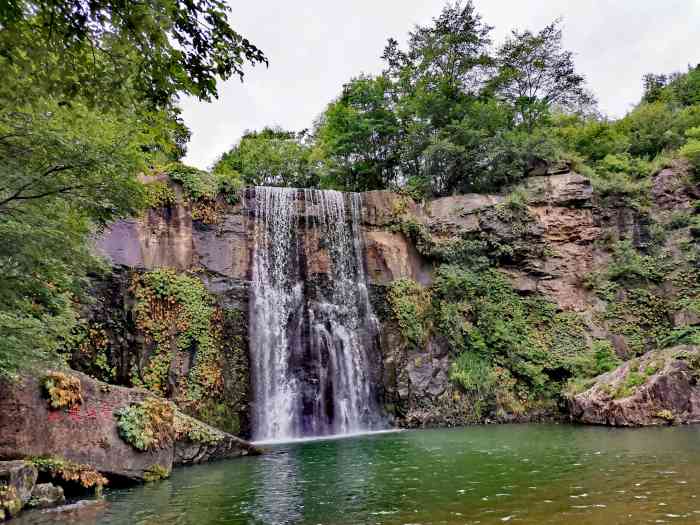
314,76,401,192
491,20,594,131
0,0,267,107
378,1,495,195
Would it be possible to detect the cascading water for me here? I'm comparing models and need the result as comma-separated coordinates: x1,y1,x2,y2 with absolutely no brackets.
248,187,385,442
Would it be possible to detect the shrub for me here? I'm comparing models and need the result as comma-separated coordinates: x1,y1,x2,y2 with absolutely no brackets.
591,340,621,375
589,170,651,208
606,240,668,283
667,211,692,230
115,397,175,451
387,279,432,347
130,269,223,402
619,102,682,158
173,411,224,445
503,186,528,211
41,372,82,410
449,352,496,395
680,128,700,172
143,181,176,208
165,163,218,200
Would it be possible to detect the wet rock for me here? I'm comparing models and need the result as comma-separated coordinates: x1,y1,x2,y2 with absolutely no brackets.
14,499,107,524
27,484,65,509
570,346,700,426
174,429,261,466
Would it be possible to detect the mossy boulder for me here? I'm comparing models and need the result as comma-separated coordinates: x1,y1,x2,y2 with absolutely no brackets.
0,371,259,484
570,345,700,426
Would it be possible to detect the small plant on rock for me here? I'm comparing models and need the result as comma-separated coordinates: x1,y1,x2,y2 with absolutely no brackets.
30,456,107,491
173,411,224,445
655,409,676,424
115,398,175,451
41,372,82,410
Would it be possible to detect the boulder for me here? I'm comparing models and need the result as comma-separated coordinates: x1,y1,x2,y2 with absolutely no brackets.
27,483,65,509
0,371,260,483
570,346,700,426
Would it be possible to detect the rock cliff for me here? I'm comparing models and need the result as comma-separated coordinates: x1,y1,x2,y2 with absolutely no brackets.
62,165,700,430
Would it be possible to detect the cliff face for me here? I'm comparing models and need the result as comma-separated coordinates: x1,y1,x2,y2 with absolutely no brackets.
77,165,699,431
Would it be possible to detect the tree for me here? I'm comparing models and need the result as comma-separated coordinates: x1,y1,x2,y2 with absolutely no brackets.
0,1,264,376
491,20,594,131
0,0,267,107
641,65,700,108
0,98,152,376
314,76,401,192
213,127,316,188
641,73,669,104
382,1,492,101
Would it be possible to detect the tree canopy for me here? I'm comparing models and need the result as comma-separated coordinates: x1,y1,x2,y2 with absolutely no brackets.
0,0,265,376
213,127,317,188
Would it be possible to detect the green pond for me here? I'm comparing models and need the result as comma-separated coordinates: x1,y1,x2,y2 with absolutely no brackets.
19,424,700,524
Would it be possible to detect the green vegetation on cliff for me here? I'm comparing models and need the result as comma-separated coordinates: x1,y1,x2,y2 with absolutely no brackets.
387,265,621,418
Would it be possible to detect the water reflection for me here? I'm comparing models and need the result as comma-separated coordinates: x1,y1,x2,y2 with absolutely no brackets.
17,425,700,525
245,450,303,525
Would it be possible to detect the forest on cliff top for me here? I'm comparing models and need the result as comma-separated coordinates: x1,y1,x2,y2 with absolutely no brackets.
1,1,699,379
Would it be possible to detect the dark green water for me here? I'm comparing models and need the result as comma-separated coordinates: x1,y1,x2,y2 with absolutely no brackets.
20,425,700,524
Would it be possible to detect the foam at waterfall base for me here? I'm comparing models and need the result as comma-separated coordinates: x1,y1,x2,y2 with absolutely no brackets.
252,428,402,446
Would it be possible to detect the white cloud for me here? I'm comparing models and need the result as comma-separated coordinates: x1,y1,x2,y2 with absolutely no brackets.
181,0,700,169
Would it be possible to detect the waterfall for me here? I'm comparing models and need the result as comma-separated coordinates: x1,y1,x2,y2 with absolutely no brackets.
249,187,384,441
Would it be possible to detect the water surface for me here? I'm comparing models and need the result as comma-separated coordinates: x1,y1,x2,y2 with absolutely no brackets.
22,424,700,524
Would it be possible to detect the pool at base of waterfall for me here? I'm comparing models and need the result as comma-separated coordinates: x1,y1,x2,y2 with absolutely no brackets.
18,424,700,525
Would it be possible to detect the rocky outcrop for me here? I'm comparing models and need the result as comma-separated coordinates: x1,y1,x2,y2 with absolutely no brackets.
570,346,700,426
0,371,260,484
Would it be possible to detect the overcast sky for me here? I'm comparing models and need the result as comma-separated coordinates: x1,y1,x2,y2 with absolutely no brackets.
180,0,700,169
